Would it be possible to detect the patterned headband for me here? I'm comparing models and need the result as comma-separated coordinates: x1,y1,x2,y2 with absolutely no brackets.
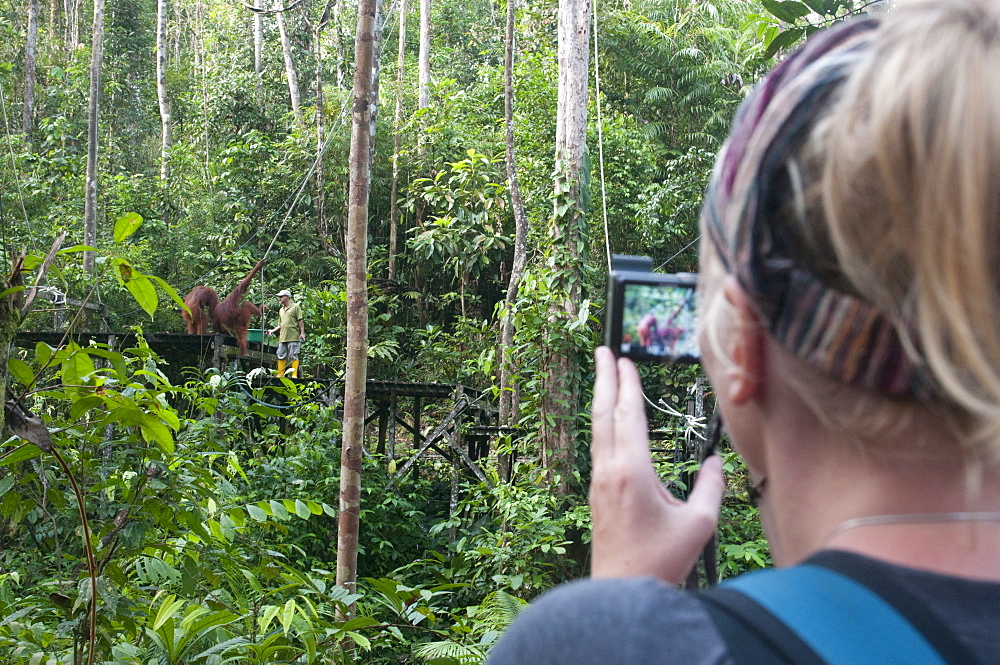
701,18,935,400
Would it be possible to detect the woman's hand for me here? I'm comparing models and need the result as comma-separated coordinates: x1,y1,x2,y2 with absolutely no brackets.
589,346,724,584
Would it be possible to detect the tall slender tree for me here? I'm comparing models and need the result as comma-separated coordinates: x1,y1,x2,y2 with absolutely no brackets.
417,0,431,112
65,0,80,50
276,1,304,125
541,0,590,493
23,0,41,140
337,0,379,610
156,0,172,180
48,0,61,40
83,0,107,274
387,0,406,281
312,0,335,254
497,0,530,480
333,0,346,87
254,10,264,97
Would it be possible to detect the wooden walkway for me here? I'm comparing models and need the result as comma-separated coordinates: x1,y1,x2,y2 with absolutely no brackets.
13,331,501,482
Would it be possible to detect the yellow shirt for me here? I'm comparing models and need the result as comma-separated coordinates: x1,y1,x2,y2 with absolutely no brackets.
276,302,303,343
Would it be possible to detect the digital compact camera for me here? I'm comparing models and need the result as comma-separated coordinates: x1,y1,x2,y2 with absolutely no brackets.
604,255,699,363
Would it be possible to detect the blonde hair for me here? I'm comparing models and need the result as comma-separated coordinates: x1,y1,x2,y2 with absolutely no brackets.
700,0,1000,461
819,0,1000,459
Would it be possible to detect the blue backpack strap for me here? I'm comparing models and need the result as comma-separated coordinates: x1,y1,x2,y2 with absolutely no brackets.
716,564,948,665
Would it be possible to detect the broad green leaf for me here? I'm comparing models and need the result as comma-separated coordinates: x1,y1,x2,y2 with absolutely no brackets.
269,500,290,520
8,358,35,388
293,500,312,519
346,631,371,650
227,509,247,528
61,348,95,388
761,0,811,22
159,409,181,431
0,444,43,468
69,395,105,421
85,347,128,378
126,275,159,318
255,501,275,516
113,212,144,243
35,342,53,369
246,504,268,521
219,513,238,541
764,27,805,58
55,244,95,255
0,285,25,300
340,616,380,631
280,599,297,633
113,259,133,286
139,417,175,454
0,476,14,497
259,604,281,633
208,519,226,542
148,275,188,312
152,595,185,631
107,406,146,427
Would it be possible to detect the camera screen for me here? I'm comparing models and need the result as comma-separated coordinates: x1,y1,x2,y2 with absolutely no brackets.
618,282,699,361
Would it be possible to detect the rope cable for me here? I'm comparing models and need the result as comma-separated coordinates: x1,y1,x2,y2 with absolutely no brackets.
112,91,353,326
592,0,612,271
655,234,701,272
0,82,38,257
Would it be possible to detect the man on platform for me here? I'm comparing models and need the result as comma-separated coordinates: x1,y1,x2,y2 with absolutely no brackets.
268,289,305,377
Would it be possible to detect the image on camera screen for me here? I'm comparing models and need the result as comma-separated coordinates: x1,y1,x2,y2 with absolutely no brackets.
619,283,699,360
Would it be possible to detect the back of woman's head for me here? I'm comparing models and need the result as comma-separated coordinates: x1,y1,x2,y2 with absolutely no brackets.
700,0,1000,459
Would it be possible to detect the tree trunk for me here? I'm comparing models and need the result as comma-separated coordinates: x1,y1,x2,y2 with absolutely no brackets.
368,0,383,167
541,0,590,494
336,0,378,613
156,0,172,181
276,2,303,126
254,11,264,98
417,0,431,111
65,0,80,50
197,0,212,185
387,0,406,281
83,0,107,274
49,0,61,40
334,0,346,88
497,0,529,482
23,0,41,140
314,17,332,254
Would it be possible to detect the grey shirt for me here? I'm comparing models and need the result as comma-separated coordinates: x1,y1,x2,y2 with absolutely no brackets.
487,551,1000,664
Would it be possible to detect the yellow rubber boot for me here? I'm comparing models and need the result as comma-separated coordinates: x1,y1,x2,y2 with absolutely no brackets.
290,360,299,378
276,359,287,377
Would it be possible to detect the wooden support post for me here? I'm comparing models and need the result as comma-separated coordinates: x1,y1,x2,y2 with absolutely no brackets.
412,395,422,478
388,392,397,460
376,404,388,455
412,396,422,447
387,397,469,488
212,334,224,371
449,461,460,542
444,427,493,489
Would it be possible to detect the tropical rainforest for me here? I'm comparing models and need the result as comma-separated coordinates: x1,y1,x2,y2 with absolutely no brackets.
0,0,873,661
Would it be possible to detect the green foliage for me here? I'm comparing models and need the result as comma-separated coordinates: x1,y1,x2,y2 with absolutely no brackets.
598,0,766,157
751,0,885,57
405,149,511,317
0,0,778,659
717,452,772,577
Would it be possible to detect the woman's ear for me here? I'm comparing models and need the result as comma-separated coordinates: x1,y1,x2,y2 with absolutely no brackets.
721,276,767,405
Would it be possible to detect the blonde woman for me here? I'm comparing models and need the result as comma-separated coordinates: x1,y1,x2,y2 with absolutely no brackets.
489,1,1000,662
